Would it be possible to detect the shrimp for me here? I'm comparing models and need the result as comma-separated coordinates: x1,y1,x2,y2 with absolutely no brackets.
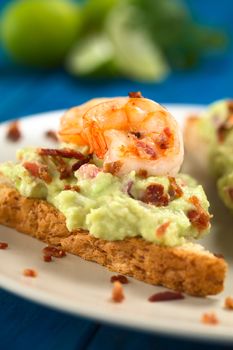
59,98,110,145
59,96,184,176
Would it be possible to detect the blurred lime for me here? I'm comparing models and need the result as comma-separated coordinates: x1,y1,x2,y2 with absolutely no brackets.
66,33,116,76
82,0,119,32
105,5,170,82
1,0,81,67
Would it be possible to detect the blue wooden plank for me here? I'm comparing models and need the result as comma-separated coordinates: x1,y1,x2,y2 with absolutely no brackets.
0,289,98,350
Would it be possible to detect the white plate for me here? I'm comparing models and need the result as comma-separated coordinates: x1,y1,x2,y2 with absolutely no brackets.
1,105,233,343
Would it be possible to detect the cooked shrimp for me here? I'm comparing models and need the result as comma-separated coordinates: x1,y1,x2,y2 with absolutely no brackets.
59,96,184,176
59,98,109,145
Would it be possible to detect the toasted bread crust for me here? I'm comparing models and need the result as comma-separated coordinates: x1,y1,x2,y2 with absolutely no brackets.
0,180,227,296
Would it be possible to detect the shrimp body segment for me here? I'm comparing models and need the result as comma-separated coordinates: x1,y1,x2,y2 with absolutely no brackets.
59,97,184,176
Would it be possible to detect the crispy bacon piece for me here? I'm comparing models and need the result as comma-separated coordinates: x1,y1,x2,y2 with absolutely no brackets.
43,255,52,262
64,184,80,192
217,101,233,142
110,275,129,284
168,177,183,200
156,222,170,238
224,297,233,310
23,162,52,183
128,91,142,98
0,242,8,249
201,312,219,325
38,148,85,160
142,184,169,207
71,155,92,172
135,139,157,159
228,188,233,201
112,281,125,303
104,161,122,175
23,269,37,277
43,246,66,258
187,196,210,231
148,291,184,302
6,120,21,142
45,130,58,142
137,169,148,178
157,127,173,150
214,253,224,259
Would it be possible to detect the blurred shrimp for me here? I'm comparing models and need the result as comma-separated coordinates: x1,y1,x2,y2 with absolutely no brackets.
59,96,184,176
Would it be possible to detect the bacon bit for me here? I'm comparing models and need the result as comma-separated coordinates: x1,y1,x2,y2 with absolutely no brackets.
43,255,52,262
156,222,170,237
148,291,184,302
23,268,37,278
23,162,52,183
135,139,157,159
217,102,233,142
71,155,92,172
38,148,85,160
214,253,224,259
228,188,233,200
6,120,21,142
201,312,219,325
111,275,129,284
224,297,233,310
45,130,58,142
130,131,141,139
112,281,125,303
142,184,169,207
187,196,210,231
124,181,134,198
64,184,80,192
157,127,173,150
0,242,8,249
43,246,66,258
168,177,183,200
104,161,122,175
128,91,142,98
138,169,148,178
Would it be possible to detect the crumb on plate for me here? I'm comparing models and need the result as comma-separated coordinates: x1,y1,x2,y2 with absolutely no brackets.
0,242,8,249
224,297,233,310
201,312,219,325
23,268,37,278
112,281,125,303
6,120,21,142
110,275,129,284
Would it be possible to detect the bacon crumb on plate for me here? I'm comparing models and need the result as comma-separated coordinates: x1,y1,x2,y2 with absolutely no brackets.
45,130,59,142
23,269,37,278
6,120,21,142
110,275,129,284
0,242,8,249
224,297,233,310
112,281,125,303
148,291,184,302
201,312,219,325
43,255,52,262
43,246,66,258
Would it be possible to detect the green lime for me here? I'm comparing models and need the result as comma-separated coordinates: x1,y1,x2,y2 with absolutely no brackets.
1,0,81,67
66,33,116,76
105,5,170,82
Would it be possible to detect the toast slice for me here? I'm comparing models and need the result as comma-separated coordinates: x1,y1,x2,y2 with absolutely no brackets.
0,175,227,296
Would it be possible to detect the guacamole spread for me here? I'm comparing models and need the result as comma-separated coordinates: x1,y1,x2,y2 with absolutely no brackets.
0,147,210,247
197,99,233,210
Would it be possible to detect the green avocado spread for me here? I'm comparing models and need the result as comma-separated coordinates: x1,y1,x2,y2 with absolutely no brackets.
197,99,233,210
0,147,210,247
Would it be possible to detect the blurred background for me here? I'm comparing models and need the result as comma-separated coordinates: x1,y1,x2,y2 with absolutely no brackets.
1,1,233,349
0,0,232,122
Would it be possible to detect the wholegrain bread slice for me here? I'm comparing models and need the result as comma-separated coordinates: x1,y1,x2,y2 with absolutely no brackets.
0,176,227,296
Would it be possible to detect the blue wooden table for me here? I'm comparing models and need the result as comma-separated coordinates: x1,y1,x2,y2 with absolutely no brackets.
1,1,233,349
